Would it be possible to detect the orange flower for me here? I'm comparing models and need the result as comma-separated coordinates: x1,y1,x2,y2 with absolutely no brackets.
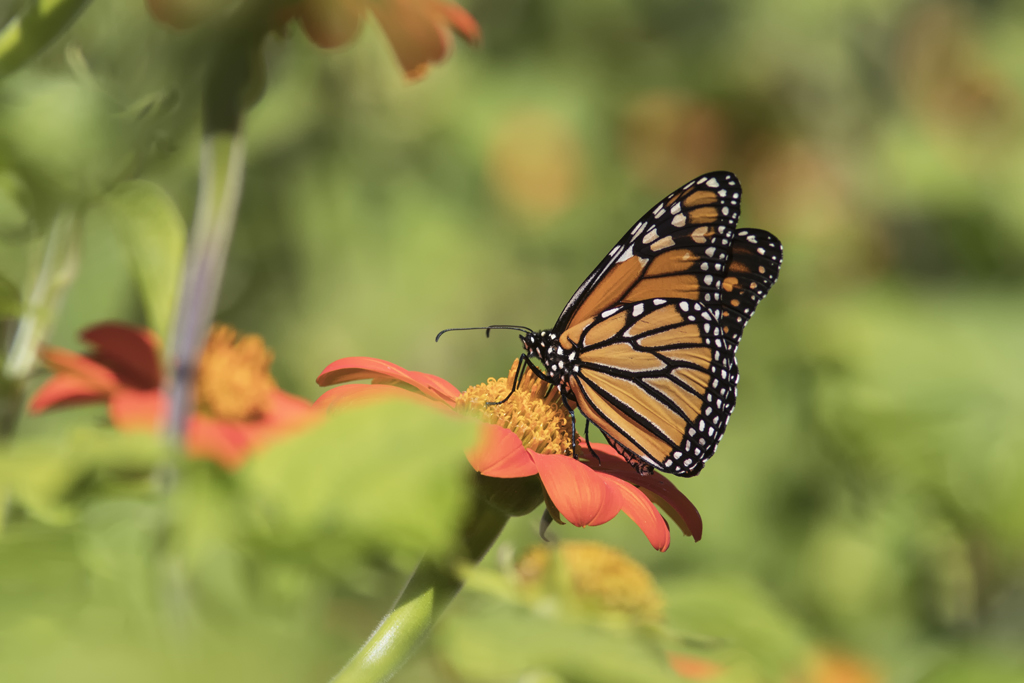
145,0,480,79
287,0,480,77
315,357,703,551
29,323,315,469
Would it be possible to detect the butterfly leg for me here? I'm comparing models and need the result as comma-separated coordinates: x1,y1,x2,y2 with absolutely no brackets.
564,400,579,459
583,418,601,465
487,354,555,406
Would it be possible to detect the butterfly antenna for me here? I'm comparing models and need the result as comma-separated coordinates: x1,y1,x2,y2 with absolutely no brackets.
435,325,533,342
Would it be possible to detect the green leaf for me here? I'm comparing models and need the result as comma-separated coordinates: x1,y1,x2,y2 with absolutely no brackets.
0,273,19,318
661,574,813,680
0,169,32,236
242,398,479,564
436,602,683,683
0,428,166,526
95,180,186,338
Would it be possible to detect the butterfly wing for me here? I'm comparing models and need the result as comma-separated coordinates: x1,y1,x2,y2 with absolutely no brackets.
553,172,742,335
719,229,783,351
561,298,736,477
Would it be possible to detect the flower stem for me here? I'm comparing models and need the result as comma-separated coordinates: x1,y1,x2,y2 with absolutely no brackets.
0,0,92,80
329,498,510,683
166,132,247,447
1,209,81,435
164,3,270,471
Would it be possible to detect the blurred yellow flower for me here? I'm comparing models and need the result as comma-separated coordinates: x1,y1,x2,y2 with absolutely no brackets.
517,540,665,624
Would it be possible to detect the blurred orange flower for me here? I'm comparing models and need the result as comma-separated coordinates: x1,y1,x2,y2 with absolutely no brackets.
290,0,480,77
315,356,703,551
29,323,316,469
668,653,722,680
808,652,880,683
146,0,479,78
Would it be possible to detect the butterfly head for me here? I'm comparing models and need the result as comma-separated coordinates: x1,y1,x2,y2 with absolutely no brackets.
522,329,571,384
520,330,545,361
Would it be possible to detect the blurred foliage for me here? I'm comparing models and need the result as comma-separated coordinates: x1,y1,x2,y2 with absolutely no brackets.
2,0,1024,681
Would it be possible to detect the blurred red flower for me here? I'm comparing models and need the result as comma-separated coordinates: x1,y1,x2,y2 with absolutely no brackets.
316,357,703,551
29,323,315,469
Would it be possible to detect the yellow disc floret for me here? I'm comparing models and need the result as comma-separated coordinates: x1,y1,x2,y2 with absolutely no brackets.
195,324,277,421
518,541,665,623
456,359,574,455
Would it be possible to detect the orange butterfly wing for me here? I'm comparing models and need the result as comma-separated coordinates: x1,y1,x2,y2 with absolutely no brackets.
719,229,783,350
559,298,735,476
554,172,742,335
519,171,782,477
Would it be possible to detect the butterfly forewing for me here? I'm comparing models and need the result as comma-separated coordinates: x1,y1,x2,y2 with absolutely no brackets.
719,229,783,350
563,298,736,477
554,172,743,335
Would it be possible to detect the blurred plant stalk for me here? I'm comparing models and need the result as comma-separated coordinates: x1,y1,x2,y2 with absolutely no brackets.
330,496,509,683
0,0,93,437
164,0,274,479
1,209,81,435
0,0,92,79
166,133,247,449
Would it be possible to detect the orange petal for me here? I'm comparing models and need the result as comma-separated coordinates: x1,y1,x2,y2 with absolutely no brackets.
39,347,121,392
262,390,317,424
532,452,610,527
187,416,251,469
83,323,161,389
436,1,480,44
590,475,624,526
316,356,459,404
108,388,164,431
401,367,461,403
638,486,701,542
297,0,365,49
315,382,442,410
28,374,110,413
372,0,451,75
467,424,538,478
601,475,671,551
583,443,702,541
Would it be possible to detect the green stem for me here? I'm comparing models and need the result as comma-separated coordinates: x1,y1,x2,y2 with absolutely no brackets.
166,132,247,445
1,208,81,435
329,499,510,683
164,1,272,461
0,0,92,80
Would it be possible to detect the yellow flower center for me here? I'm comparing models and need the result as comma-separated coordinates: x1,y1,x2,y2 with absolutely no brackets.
195,324,278,421
518,541,665,623
456,359,574,455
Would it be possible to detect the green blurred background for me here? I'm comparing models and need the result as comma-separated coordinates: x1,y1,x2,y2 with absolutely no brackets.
2,0,1024,681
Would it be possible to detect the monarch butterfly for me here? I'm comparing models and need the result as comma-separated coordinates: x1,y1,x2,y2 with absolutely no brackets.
443,171,782,477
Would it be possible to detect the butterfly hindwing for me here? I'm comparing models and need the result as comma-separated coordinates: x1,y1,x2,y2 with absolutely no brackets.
554,172,743,334
562,298,736,477
719,229,783,350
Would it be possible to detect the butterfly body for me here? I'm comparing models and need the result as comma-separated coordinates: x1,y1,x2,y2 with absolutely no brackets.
520,172,782,478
